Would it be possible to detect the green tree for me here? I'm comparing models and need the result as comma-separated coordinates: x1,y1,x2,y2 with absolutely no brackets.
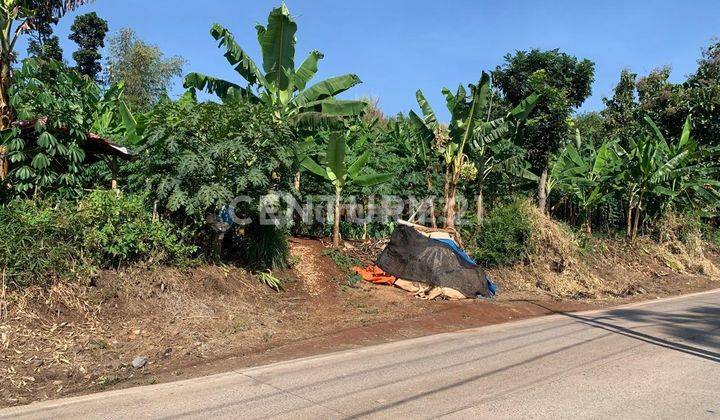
0,0,88,129
26,0,63,63
409,73,537,231
69,11,108,81
184,4,366,128
2,59,131,198
493,49,595,213
602,69,639,141
550,131,619,234
106,28,185,111
685,40,720,147
300,132,392,247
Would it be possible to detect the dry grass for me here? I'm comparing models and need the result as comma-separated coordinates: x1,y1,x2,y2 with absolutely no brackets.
490,202,720,299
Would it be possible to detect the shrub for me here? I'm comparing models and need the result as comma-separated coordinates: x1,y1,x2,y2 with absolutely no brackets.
0,191,195,288
232,223,289,270
0,199,88,288
472,200,534,267
79,191,196,266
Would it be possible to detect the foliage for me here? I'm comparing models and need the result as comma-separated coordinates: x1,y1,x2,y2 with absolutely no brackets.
472,199,534,267
233,223,290,270
0,0,89,128
493,49,595,211
550,130,620,233
0,191,194,288
25,0,63,64
409,73,538,228
1,59,131,199
80,190,196,266
258,270,283,292
300,131,392,246
184,4,366,128
106,28,186,112
602,69,639,142
126,94,295,237
69,12,109,81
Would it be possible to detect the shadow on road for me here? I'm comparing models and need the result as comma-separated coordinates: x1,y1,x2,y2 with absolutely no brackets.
529,300,720,363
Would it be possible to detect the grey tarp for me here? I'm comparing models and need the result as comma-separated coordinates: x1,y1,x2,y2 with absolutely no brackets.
377,225,491,298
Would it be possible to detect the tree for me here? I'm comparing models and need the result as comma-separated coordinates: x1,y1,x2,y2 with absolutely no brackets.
26,0,63,63
550,130,619,234
684,40,720,147
602,69,639,142
0,0,89,129
615,116,719,239
69,12,108,81
184,4,366,128
2,59,132,198
106,28,185,112
300,132,392,247
493,49,595,213
409,73,537,231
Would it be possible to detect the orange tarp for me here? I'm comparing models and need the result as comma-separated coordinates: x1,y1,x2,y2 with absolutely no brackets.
353,265,396,285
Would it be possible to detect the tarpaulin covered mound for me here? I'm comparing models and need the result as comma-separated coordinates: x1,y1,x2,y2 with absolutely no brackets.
377,224,492,298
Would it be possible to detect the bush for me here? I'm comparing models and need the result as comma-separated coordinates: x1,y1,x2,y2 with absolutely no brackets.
79,191,196,266
232,223,289,270
0,191,195,288
472,200,533,267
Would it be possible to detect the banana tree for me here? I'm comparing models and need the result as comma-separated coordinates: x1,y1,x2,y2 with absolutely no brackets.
299,132,392,247
409,72,538,231
616,115,719,239
467,92,538,224
0,1,89,129
551,130,619,234
184,4,366,127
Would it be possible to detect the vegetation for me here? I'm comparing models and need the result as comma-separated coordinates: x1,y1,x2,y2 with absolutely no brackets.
105,28,186,111
471,200,534,267
0,2,719,290
69,12,109,81
0,191,194,288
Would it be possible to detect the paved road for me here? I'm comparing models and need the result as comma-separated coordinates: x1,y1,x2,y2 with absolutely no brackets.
3,290,720,419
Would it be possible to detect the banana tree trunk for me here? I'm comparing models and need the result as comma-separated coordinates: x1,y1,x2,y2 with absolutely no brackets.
476,184,485,225
0,55,11,131
426,176,437,228
537,166,548,214
631,193,643,240
626,193,634,238
333,185,341,247
442,165,455,230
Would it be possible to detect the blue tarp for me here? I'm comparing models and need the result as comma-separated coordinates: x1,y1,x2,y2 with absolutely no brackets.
431,238,498,297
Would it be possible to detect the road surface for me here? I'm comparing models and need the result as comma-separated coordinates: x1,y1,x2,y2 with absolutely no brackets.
2,290,719,419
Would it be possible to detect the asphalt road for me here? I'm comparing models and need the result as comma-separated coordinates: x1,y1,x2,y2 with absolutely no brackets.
2,290,720,419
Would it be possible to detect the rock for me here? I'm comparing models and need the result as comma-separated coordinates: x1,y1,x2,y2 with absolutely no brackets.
132,356,148,369
32,359,44,368
160,348,172,359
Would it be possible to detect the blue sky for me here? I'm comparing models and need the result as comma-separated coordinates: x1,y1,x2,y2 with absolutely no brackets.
17,0,720,121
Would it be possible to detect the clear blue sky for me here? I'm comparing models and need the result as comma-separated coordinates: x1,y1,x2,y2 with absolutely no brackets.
18,0,720,121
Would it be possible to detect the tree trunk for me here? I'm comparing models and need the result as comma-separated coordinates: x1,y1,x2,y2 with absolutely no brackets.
537,166,548,214
626,196,633,238
426,176,437,228
476,186,485,225
333,186,341,247
0,58,12,131
293,171,301,191
442,165,456,230
631,194,643,240
584,210,592,235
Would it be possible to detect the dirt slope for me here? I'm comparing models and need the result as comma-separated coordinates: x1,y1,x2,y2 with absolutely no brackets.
1,236,718,408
